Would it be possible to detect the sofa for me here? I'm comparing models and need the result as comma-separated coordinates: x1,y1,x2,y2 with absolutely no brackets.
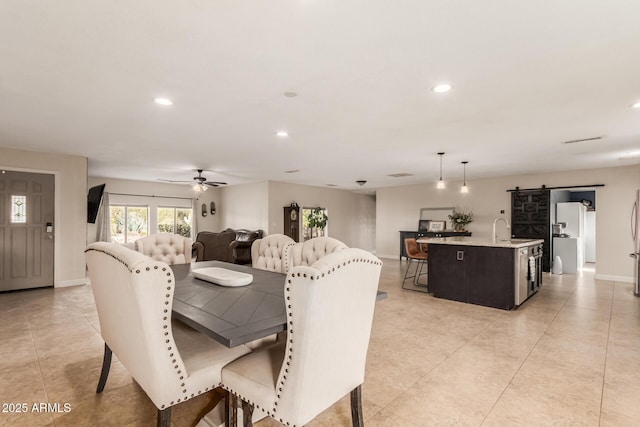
192,230,236,262
223,228,264,264
192,229,264,264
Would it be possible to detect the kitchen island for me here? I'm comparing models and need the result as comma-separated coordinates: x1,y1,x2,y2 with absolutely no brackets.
417,237,544,310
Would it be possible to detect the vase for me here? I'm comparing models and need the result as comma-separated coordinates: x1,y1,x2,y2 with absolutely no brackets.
453,224,466,232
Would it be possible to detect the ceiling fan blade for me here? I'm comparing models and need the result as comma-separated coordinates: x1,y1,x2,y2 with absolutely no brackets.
157,179,192,183
205,181,227,186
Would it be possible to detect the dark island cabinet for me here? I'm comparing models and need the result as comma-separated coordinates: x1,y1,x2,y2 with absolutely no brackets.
399,230,472,259
428,244,515,310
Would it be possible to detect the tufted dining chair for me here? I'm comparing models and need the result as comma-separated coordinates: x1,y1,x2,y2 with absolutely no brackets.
134,233,193,264
85,242,250,427
284,236,348,273
222,248,383,427
251,234,295,273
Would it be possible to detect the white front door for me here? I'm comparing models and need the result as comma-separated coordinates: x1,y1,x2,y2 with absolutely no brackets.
0,170,55,291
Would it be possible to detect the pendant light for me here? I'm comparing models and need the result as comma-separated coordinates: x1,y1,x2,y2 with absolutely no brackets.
437,152,445,189
460,161,469,194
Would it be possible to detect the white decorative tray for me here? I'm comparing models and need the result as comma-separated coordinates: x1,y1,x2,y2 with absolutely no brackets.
192,267,253,287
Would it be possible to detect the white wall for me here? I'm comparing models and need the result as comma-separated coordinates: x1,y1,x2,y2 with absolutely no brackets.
219,181,269,232
376,164,640,281
267,181,376,251
1,147,87,287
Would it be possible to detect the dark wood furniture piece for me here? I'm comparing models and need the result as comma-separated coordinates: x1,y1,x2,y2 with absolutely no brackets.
171,261,388,347
427,241,543,310
284,206,300,242
511,188,551,271
428,244,516,310
399,230,471,260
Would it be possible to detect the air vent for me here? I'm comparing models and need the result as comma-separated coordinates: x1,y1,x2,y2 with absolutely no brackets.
387,173,414,178
560,136,603,144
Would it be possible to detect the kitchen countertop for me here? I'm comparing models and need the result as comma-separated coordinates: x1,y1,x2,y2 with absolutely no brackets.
416,236,544,248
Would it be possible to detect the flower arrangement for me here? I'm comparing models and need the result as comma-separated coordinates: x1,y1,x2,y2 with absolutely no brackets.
448,207,473,231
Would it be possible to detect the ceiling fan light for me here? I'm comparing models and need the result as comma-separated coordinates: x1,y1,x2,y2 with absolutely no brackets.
193,182,208,193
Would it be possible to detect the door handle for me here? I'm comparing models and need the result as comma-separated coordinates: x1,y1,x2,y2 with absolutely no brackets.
457,250,464,261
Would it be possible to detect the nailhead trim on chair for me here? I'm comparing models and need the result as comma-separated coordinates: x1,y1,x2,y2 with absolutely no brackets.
222,255,382,427
84,248,133,272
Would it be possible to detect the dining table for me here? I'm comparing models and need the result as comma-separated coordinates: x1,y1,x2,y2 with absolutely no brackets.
171,260,388,348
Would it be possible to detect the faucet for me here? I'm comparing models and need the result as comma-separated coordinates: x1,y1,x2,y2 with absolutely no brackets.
492,218,511,243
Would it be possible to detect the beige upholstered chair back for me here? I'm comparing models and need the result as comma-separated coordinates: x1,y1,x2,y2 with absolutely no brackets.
285,236,348,271
275,248,382,425
251,234,295,273
85,242,191,409
134,233,192,264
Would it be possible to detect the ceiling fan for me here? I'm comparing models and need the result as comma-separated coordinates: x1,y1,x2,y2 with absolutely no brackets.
158,169,227,192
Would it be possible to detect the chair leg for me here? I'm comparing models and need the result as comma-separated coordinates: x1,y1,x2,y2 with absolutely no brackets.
414,260,428,287
350,385,364,427
96,343,112,393
242,399,254,427
157,407,171,427
401,258,414,289
225,391,237,427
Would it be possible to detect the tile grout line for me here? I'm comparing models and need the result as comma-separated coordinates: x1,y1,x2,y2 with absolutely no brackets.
23,294,56,426
479,277,579,426
598,281,616,427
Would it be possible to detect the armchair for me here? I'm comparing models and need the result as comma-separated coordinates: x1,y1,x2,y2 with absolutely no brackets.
224,228,264,265
192,230,236,262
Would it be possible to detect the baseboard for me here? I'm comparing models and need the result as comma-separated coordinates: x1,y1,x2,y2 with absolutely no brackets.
56,278,89,288
594,274,634,283
377,254,401,260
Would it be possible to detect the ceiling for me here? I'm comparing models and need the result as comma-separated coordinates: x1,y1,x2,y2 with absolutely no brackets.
1,1,639,191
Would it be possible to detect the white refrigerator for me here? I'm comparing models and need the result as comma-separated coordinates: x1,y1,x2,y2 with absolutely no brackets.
632,189,640,295
554,202,587,273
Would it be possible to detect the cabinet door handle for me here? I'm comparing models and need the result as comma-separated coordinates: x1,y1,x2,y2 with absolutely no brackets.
457,250,464,261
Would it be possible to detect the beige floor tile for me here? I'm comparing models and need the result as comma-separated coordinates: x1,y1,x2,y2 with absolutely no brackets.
1,260,640,426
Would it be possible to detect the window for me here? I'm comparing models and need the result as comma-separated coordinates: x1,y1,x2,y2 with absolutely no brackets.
110,205,149,244
302,207,328,240
157,207,193,237
11,195,26,223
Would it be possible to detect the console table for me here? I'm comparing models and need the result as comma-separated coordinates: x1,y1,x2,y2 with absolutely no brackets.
399,230,472,259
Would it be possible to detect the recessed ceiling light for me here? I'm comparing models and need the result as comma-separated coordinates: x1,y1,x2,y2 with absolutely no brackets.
276,131,289,137
632,101,640,109
432,83,452,93
154,97,173,106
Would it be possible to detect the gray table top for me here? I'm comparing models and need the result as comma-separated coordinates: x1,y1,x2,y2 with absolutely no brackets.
172,261,287,347
171,261,388,348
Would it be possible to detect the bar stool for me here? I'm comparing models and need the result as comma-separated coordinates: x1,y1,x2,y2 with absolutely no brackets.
402,238,428,292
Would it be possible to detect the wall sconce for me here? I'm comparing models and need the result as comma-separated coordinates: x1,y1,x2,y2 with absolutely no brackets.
201,203,207,217
210,202,216,215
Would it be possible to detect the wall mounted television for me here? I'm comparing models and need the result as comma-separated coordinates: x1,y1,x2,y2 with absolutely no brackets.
87,184,106,223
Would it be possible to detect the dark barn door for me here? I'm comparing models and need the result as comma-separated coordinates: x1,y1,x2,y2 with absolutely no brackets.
511,189,551,272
